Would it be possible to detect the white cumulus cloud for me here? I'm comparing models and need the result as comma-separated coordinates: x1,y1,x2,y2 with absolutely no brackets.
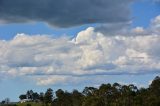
0,15,160,85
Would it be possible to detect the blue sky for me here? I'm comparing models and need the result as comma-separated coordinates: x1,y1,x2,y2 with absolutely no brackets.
0,0,160,102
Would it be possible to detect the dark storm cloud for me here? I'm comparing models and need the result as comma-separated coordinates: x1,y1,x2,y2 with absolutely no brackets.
0,0,132,27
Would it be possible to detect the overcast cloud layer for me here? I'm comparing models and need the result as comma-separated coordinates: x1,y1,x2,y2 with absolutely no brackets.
0,0,132,27
0,15,160,85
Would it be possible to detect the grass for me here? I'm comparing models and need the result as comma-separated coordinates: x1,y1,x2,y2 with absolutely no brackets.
17,102,45,106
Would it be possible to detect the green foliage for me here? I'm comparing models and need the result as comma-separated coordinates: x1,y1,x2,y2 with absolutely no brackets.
15,76,160,106
44,88,53,105
19,95,27,100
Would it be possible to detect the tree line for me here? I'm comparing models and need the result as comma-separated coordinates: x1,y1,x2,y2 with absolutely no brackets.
17,76,160,106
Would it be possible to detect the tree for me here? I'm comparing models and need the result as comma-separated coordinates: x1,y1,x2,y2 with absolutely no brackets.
1,100,5,104
39,92,44,102
5,98,10,104
149,76,160,96
19,94,27,100
112,83,122,105
54,89,72,106
72,90,84,106
82,96,104,106
17,76,160,106
44,88,53,105
82,87,97,96
26,90,34,100
148,76,160,106
32,92,40,101
55,89,64,99
98,83,113,105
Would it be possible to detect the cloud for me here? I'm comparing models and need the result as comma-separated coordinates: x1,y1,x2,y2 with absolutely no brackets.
134,15,160,35
113,15,160,36
153,0,160,3
0,33,160,85
0,0,132,27
36,76,70,86
150,15,160,34
131,27,145,34
95,13,160,36
95,22,131,35
35,76,88,86
0,15,160,85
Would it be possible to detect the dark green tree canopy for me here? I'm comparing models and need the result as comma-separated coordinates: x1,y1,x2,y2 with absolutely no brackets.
17,76,160,106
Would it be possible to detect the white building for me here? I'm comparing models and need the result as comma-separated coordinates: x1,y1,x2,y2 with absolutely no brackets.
20,99,31,103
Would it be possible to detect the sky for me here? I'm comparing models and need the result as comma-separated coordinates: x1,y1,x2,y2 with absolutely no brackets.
0,0,160,102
